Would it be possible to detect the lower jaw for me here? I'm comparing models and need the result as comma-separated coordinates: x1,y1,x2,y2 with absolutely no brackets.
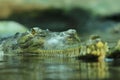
21,47,81,57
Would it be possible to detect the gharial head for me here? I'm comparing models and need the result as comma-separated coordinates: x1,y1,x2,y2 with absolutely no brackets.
17,27,80,50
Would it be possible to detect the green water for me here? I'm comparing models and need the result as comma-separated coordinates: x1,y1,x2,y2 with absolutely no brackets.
0,55,119,80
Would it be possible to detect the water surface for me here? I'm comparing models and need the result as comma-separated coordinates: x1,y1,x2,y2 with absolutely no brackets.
0,55,119,80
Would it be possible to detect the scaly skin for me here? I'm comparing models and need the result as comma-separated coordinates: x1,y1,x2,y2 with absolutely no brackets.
0,27,111,60
80,36,109,61
1,27,81,57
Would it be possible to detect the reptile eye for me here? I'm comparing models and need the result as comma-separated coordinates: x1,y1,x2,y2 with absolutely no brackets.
31,28,36,35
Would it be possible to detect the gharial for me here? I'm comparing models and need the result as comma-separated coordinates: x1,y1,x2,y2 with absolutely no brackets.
0,27,119,61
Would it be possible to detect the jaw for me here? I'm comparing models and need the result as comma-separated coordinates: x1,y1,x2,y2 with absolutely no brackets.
21,46,81,57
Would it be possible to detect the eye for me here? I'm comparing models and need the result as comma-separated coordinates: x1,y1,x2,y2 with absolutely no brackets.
31,28,36,35
31,27,40,35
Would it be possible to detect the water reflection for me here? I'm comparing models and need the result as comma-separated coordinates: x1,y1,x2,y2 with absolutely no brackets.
0,55,119,80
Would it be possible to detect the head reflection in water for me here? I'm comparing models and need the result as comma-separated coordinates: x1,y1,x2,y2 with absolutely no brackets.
0,55,110,80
